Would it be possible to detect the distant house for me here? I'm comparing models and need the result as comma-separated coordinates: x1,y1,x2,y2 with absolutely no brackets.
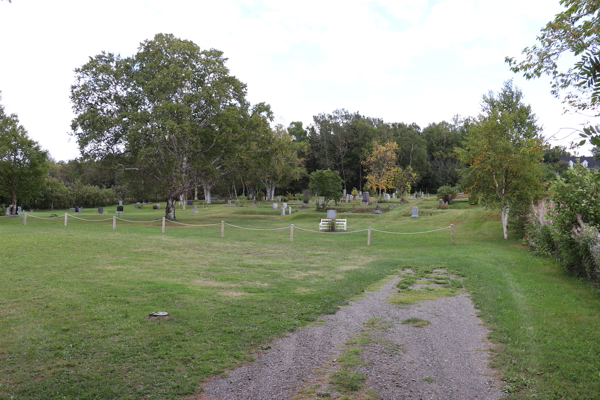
559,156,600,169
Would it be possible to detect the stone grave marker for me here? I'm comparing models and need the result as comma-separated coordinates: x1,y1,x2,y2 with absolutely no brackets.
439,199,444,206
228,200,232,207
372,205,382,214
75,206,80,214
288,206,292,215
283,202,288,208
412,206,420,218
272,203,278,209
116,205,124,213
280,207,285,216
192,205,199,213
187,200,193,206
97,207,104,214
363,192,369,202
301,204,308,209
327,209,337,219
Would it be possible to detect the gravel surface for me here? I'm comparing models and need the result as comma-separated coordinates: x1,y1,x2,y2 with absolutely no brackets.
197,278,503,400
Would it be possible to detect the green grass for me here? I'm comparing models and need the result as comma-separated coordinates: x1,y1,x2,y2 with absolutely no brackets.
1,198,599,399
402,318,432,328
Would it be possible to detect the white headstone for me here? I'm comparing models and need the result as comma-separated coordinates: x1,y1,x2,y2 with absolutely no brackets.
283,202,287,208
228,200,232,207
272,203,278,209
412,206,420,218
288,206,292,215
280,207,285,216
327,209,337,219
192,205,199,213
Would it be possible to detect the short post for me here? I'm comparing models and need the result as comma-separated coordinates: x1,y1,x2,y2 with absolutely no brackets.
113,216,116,230
290,224,294,242
220,220,225,238
451,224,456,245
23,212,27,225
161,217,165,233
64,212,68,227
368,226,372,246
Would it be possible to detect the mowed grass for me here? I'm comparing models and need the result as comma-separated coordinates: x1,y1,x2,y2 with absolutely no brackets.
0,199,598,399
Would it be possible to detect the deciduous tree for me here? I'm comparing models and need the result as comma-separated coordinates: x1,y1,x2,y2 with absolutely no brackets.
0,95,49,214
363,141,398,196
70,33,249,219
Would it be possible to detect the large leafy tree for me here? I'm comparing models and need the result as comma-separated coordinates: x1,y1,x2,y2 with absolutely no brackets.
363,141,398,196
70,33,248,219
308,169,342,205
0,95,49,214
506,0,599,145
458,81,545,239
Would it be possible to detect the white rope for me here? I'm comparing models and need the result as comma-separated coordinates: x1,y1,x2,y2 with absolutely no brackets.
67,214,113,222
115,217,164,223
371,226,452,235
294,226,369,234
167,220,221,227
224,222,289,231
26,214,60,219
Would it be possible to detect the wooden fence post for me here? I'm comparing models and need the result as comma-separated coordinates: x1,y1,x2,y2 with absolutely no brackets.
368,226,372,246
161,217,165,233
64,213,68,227
290,224,294,242
23,212,27,225
221,221,225,238
113,216,116,230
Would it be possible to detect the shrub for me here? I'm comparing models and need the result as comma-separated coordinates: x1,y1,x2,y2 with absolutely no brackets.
0,204,5,216
437,185,458,204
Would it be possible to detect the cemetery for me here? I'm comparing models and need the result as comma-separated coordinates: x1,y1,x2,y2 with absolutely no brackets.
1,194,599,399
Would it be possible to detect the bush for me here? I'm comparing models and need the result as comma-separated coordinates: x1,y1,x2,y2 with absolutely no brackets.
0,204,5,216
437,185,458,204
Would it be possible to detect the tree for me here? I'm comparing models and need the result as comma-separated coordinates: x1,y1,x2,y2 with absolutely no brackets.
506,0,599,145
0,95,49,214
457,81,545,239
308,169,342,205
70,33,248,219
363,141,398,195
393,166,418,201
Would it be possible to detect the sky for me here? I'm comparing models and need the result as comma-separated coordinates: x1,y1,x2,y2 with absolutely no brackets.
0,0,594,162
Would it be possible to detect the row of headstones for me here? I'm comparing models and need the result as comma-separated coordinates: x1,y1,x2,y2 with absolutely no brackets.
6,205,22,216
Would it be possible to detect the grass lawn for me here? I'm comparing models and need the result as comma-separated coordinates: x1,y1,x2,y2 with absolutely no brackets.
0,199,598,399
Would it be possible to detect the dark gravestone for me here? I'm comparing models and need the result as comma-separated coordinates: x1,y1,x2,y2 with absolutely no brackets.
372,205,382,214
187,200,193,206
363,192,369,202
116,205,124,213
98,207,104,214
75,206,80,214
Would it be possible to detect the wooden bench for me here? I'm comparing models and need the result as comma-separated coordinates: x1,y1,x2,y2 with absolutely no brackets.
319,218,347,231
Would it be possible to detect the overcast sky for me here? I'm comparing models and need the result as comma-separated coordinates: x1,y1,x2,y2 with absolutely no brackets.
0,0,594,162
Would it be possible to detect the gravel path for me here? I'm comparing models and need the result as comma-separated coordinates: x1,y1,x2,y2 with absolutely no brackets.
197,278,503,400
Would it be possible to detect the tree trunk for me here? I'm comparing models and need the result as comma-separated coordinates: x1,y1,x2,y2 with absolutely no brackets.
194,186,198,200
180,193,186,210
203,184,212,204
501,207,509,239
166,196,176,220
11,188,17,216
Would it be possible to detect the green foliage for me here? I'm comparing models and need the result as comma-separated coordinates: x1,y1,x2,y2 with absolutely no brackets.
0,95,49,211
436,185,458,204
308,169,342,204
550,164,600,281
458,81,545,239
330,370,366,392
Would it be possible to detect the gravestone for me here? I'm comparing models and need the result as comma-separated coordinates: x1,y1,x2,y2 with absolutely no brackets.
253,199,257,205
75,206,80,214
327,209,337,219
283,202,288,208
192,205,199,214
272,203,278,209
155,204,160,209
392,193,396,199
372,205,382,214
439,199,444,206
384,193,390,201
228,200,232,207
116,206,124,213
343,188,347,197
363,192,369,202
288,206,292,215
412,206,420,218
280,207,285,216
119,200,123,206
235,202,239,207
97,207,104,214
187,200,193,206
301,204,308,209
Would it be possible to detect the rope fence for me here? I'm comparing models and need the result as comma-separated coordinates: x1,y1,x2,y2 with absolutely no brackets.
20,212,457,245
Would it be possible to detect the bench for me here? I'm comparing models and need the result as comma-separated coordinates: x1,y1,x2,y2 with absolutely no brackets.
319,218,347,231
